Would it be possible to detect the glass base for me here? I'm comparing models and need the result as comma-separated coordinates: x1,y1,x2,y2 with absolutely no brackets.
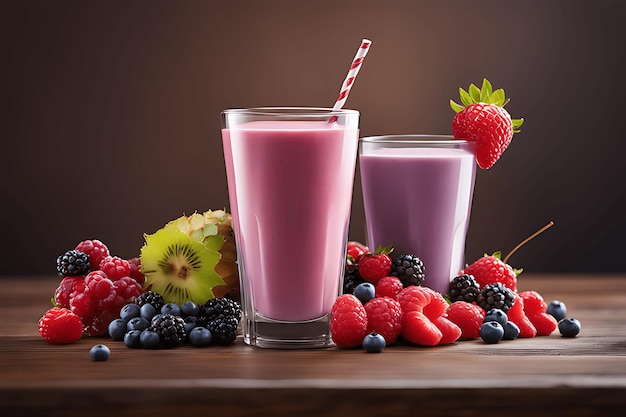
242,312,334,349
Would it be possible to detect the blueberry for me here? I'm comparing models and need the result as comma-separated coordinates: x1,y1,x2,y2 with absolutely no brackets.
189,327,213,347
362,331,386,353
127,316,150,332
139,329,160,348
502,321,520,340
108,318,127,341
124,329,143,348
161,303,182,316
484,308,508,326
90,344,110,361
547,300,567,321
184,316,198,334
180,301,200,317
558,318,581,337
140,303,158,320
119,303,141,322
480,321,504,344
353,282,376,304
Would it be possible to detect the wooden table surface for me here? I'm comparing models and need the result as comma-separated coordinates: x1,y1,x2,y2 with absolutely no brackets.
1,274,625,416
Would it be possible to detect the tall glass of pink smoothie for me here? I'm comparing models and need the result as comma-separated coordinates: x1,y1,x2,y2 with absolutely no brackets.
222,107,359,348
359,135,476,294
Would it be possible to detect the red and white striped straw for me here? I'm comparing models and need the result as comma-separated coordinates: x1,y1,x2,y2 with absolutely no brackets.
332,38,372,111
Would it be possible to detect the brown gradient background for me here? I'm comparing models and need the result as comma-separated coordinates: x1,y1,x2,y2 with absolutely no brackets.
3,0,624,275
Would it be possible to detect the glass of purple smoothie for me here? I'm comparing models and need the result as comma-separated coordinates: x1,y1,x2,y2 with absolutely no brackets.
359,135,476,294
222,107,359,348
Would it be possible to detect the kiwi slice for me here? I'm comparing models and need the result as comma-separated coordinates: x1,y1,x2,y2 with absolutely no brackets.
140,227,225,305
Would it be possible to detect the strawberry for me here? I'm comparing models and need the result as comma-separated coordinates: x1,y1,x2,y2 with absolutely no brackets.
364,296,404,344
357,246,393,285
396,286,446,319
450,78,524,169
507,294,537,338
445,301,486,340
330,294,368,348
461,252,519,292
38,307,83,344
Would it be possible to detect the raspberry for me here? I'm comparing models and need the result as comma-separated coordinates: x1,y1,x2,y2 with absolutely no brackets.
347,241,369,261
364,296,403,344
518,290,547,316
507,294,537,338
375,276,403,299
54,276,86,309
461,254,517,291
38,307,83,344
432,316,462,345
445,301,486,340
330,295,368,348
390,254,425,287
127,257,146,285
519,291,557,336
358,253,392,284
113,276,143,301
402,311,442,346
75,239,110,272
99,256,132,281
396,286,447,320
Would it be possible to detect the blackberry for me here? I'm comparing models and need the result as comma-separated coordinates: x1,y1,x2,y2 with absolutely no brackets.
343,267,365,294
151,314,186,347
137,291,165,311
56,250,90,277
390,254,425,287
197,297,242,328
477,282,515,313
207,316,238,345
449,274,480,303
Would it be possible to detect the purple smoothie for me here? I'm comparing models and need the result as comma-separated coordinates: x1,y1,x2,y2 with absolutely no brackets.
223,120,358,321
359,136,476,294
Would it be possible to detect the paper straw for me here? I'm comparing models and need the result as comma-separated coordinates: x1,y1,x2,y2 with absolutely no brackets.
332,38,372,112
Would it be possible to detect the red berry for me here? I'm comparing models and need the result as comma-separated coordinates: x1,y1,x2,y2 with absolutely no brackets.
450,79,523,170
99,256,132,281
127,257,146,285
507,294,537,338
452,103,513,169
396,286,447,320
432,316,462,345
519,291,557,336
375,276,403,299
364,296,404,344
445,301,486,340
75,239,110,271
330,295,368,348
358,253,392,284
402,311,442,346
38,307,83,344
54,276,86,309
347,241,369,261
114,276,143,300
461,255,517,292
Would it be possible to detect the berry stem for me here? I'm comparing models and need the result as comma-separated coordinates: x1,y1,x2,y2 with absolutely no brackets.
503,221,554,264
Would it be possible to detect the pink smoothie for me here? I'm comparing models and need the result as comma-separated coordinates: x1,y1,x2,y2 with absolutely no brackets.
359,144,476,294
223,121,358,321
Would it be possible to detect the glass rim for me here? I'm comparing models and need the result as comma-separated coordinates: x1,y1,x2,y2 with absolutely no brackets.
222,107,359,117
360,134,472,144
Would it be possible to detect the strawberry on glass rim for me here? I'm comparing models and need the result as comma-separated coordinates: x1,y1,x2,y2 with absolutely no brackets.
450,78,524,169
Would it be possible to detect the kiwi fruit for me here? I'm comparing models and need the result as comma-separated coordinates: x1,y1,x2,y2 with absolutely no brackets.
140,227,225,305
